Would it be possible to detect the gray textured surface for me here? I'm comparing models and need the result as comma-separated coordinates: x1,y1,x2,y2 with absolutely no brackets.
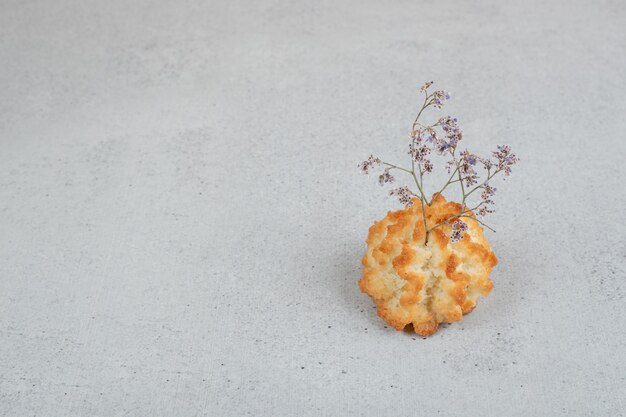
1,0,625,416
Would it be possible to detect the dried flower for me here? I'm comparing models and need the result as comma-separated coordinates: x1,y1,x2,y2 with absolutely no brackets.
440,116,462,146
432,90,450,108
450,220,468,242
493,145,519,176
419,81,433,93
480,157,493,170
389,186,414,207
435,141,450,155
359,81,518,243
459,150,479,187
409,142,430,163
477,182,496,216
358,155,381,175
425,128,437,143
378,168,395,186
481,182,496,201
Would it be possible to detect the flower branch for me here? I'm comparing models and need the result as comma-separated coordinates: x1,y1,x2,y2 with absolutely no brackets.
359,81,518,244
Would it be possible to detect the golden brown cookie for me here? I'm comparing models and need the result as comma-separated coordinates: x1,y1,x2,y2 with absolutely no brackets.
359,194,497,336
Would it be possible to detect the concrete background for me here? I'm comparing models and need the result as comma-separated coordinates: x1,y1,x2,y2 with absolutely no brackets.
1,0,624,416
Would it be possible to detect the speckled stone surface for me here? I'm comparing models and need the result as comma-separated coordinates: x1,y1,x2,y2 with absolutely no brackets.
1,0,624,416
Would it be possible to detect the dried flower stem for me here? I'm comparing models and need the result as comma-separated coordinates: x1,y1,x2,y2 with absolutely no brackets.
412,91,431,131
426,203,484,233
429,167,459,205
382,162,411,174
458,215,497,232
411,160,429,236
456,160,467,210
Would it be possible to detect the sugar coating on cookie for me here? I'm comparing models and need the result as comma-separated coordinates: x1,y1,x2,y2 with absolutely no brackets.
359,194,497,336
